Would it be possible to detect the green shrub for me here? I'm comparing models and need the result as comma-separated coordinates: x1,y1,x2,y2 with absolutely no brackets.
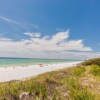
71,89,95,100
0,84,6,96
74,67,86,77
62,77,95,100
0,84,7,99
90,64,100,76
61,76,79,91
52,90,61,100
23,80,35,94
32,82,48,99
9,83,19,99
67,77,95,100
39,84,48,99
82,58,100,66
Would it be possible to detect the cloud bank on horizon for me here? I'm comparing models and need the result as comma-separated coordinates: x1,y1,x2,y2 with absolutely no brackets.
0,30,99,59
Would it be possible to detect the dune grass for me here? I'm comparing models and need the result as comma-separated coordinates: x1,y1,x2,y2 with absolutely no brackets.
90,64,100,76
0,58,100,100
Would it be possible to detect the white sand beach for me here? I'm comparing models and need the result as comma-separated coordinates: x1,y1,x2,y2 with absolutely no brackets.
0,61,81,82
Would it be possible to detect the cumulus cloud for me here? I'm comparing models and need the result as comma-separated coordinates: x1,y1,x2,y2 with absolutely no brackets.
0,30,98,59
22,30,92,52
0,38,12,41
24,32,41,38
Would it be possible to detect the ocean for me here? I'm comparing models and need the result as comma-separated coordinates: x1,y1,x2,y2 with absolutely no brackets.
0,57,81,67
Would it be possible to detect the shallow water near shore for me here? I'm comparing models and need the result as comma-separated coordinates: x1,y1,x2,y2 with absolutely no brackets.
0,57,82,67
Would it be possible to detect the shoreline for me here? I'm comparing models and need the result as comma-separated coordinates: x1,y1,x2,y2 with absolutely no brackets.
0,61,82,82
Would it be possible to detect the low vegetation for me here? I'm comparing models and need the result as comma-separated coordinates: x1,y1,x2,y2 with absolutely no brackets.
90,64,100,76
82,58,100,66
0,58,100,100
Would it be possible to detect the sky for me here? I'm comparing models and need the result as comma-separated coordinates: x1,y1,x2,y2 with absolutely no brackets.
0,0,100,59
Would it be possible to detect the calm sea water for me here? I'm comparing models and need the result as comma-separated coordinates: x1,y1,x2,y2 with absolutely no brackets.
0,58,81,67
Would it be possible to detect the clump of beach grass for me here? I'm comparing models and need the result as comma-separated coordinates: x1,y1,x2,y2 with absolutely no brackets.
90,64,100,76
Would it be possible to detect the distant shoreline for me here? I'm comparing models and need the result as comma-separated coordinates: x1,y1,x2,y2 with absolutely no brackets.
0,61,82,82
0,57,82,68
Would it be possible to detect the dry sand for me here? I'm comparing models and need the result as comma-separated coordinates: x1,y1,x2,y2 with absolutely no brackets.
0,61,81,82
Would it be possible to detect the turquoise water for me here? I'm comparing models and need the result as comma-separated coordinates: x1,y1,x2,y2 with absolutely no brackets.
0,57,81,67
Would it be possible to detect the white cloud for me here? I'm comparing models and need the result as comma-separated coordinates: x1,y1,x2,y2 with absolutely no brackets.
0,37,12,41
0,16,18,24
0,16,39,29
0,30,98,59
24,32,41,38
23,30,92,51
57,51,100,60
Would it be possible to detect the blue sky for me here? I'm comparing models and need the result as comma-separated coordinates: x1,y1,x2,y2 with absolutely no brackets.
0,0,100,59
